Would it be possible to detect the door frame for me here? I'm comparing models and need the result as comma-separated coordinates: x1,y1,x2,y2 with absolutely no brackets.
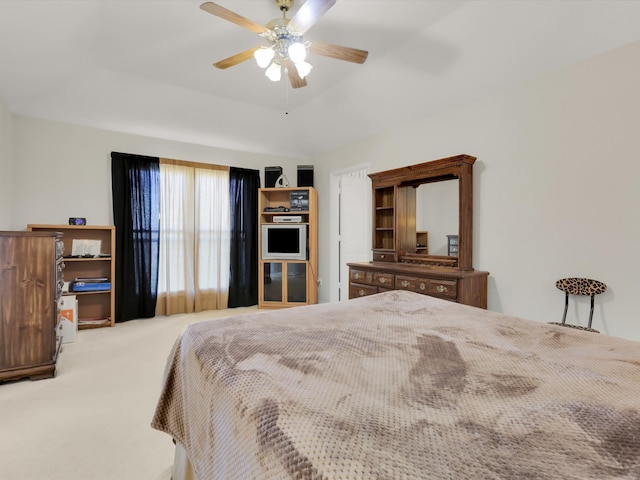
329,163,371,303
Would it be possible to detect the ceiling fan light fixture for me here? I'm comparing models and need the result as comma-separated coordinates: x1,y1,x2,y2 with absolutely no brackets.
265,61,282,82
295,60,313,79
288,42,307,63
201,0,368,88
254,47,275,68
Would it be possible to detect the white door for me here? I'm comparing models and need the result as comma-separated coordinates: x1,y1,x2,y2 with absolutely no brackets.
337,172,371,301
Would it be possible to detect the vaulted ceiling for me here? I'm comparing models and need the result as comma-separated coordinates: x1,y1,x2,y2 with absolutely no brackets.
1,1,639,158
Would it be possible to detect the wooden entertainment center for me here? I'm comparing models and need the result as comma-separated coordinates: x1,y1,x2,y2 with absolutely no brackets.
348,154,489,308
258,187,318,308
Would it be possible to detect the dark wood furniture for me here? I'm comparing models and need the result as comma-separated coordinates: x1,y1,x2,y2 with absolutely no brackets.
348,154,489,308
0,231,64,382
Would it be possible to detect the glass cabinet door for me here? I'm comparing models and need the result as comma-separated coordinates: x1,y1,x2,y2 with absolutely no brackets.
263,262,283,302
286,262,307,303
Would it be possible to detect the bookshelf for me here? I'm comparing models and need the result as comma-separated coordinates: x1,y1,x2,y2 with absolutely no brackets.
27,225,116,328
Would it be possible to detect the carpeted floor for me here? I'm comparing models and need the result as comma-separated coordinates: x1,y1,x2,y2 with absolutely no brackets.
0,306,259,480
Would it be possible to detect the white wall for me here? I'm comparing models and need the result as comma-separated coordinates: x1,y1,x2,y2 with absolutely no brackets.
11,116,302,228
0,97,13,229
6,41,640,340
314,40,640,340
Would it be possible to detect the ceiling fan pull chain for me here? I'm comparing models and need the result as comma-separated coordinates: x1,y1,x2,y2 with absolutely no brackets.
284,72,290,115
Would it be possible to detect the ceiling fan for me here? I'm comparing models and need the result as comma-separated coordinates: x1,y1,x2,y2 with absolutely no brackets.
200,0,369,88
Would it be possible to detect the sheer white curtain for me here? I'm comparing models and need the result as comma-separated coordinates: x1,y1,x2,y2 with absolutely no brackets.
156,163,230,315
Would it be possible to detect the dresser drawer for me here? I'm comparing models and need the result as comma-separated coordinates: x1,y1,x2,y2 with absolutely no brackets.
350,269,374,285
428,279,458,299
373,272,394,288
350,283,379,298
395,275,429,294
372,250,397,262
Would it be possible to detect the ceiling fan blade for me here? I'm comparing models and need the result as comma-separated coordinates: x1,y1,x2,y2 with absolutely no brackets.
200,2,266,34
288,0,336,34
309,41,369,64
213,47,261,69
284,58,308,89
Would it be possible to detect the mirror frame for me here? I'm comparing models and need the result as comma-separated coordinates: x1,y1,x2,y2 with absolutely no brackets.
368,154,476,271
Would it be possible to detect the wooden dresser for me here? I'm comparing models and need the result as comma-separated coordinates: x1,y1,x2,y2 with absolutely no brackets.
348,154,489,309
0,231,64,382
349,262,488,308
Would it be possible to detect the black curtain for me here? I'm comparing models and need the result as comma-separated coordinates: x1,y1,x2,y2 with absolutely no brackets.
228,167,260,307
111,152,160,322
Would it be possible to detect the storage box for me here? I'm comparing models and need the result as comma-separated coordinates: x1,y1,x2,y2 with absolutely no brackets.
58,295,78,343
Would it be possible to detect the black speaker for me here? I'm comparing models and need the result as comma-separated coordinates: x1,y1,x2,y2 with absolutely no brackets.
265,166,282,188
297,165,314,187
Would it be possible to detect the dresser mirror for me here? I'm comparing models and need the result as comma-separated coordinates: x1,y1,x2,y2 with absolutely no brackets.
415,180,458,257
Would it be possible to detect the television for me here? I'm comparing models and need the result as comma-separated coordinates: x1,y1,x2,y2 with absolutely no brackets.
262,224,307,261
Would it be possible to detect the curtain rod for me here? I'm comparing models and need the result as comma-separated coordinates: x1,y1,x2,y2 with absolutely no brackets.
160,158,230,172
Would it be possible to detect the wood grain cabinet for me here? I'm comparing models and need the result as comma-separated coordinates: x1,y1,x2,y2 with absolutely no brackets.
349,154,489,309
349,262,488,308
0,231,64,382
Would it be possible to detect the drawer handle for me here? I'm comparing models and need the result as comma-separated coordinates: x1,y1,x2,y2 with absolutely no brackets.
419,282,426,291
358,289,365,297
379,277,386,284
354,273,361,280
401,280,409,288
436,284,447,293
380,254,385,259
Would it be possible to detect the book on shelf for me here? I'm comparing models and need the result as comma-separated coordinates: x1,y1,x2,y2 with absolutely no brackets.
78,318,111,325
72,281,111,292
74,277,109,282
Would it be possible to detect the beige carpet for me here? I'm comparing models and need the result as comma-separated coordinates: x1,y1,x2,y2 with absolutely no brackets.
0,306,259,480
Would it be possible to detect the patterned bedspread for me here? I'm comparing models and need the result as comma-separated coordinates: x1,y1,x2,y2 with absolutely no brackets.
151,290,640,479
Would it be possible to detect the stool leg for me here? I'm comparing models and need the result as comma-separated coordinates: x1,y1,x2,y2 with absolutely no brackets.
562,292,569,324
588,294,595,329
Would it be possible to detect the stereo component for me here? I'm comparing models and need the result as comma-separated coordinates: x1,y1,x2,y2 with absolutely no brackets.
273,216,302,223
265,166,283,188
297,165,314,187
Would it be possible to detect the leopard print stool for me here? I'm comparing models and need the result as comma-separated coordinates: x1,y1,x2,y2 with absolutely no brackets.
549,278,607,333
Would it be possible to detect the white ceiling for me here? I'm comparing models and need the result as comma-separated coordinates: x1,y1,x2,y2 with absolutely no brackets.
1,0,639,159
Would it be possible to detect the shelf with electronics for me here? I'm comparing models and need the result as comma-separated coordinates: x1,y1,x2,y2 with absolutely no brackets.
258,187,318,308
27,224,116,329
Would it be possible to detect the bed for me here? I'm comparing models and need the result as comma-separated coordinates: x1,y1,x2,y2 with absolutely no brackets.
151,290,640,479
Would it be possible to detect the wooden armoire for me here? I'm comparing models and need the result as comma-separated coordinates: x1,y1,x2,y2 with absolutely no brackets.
0,231,64,382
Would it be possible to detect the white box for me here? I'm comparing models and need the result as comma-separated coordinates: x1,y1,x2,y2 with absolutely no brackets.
58,295,78,343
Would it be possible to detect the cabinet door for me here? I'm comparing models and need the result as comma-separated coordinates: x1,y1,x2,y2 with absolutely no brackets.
0,235,56,371
286,262,307,303
263,262,284,303
261,262,309,306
